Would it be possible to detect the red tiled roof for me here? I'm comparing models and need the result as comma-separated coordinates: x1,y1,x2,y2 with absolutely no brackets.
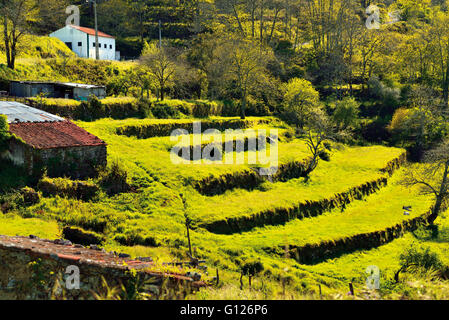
9,120,106,149
70,25,115,39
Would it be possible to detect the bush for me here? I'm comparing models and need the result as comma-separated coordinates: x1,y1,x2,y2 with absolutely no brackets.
282,78,320,128
29,97,145,120
151,103,182,119
0,191,25,213
192,100,223,118
241,260,264,277
63,226,105,246
99,160,130,195
367,76,401,116
38,177,99,201
20,187,40,206
332,97,360,131
0,114,12,153
399,246,445,275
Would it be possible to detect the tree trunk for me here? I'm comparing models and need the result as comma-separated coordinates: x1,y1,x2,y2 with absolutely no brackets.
240,89,246,119
429,161,449,224
160,82,165,101
443,55,449,107
3,17,11,69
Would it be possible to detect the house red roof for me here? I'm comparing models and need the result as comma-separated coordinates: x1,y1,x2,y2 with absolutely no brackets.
70,25,115,39
9,120,106,149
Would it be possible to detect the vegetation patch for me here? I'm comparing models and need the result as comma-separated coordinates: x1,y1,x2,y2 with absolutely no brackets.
116,118,273,138
38,177,99,201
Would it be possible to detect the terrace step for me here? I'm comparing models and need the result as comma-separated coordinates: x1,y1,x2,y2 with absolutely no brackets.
197,153,407,234
116,118,272,139
271,211,431,265
172,135,273,162
193,159,312,196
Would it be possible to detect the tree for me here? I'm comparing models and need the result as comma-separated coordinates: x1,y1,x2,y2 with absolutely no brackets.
402,141,449,224
31,0,70,35
133,67,152,99
332,96,360,131
0,0,38,69
140,43,176,101
213,37,271,119
303,108,334,175
240,260,264,290
389,86,447,160
283,78,320,129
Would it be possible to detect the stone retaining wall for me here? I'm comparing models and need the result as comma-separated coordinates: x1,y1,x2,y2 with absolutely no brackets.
0,235,205,300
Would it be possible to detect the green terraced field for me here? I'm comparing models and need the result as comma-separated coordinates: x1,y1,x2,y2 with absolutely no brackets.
204,170,434,251
4,116,447,299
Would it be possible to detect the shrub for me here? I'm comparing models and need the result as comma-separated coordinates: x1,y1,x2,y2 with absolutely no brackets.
241,260,264,277
282,78,320,128
99,160,130,195
318,150,331,161
332,97,360,131
395,245,447,282
0,191,24,213
20,187,40,206
38,177,99,201
399,246,444,272
62,226,105,246
151,103,182,119
192,100,222,118
0,114,12,153
367,76,400,116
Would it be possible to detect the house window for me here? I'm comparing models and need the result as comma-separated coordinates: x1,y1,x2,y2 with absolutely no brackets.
104,44,107,48
78,42,82,47
110,45,112,49
92,43,95,47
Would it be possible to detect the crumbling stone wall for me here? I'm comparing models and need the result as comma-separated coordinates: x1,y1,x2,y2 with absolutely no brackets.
0,236,204,300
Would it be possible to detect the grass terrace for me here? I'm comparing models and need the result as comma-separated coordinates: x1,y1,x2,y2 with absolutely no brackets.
205,170,433,251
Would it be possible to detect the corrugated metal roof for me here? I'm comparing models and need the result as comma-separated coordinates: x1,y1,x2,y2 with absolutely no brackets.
11,81,105,89
0,101,65,123
58,82,103,89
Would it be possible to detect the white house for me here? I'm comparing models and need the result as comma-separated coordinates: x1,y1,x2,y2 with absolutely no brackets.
49,25,118,61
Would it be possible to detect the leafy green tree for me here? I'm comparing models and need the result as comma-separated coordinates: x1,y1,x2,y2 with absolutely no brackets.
140,43,176,101
240,259,264,289
212,37,271,119
332,96,360,131
283,78,320,129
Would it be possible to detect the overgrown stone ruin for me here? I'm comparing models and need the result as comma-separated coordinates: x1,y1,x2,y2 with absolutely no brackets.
0,235,206,300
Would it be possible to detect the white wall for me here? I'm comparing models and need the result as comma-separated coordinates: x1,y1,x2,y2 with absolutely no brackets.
49,25,117,61
88,36,116,60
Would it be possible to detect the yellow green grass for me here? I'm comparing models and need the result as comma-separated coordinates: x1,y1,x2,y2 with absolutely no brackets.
0,214,60,239
186,146,404,224
203,170,434,250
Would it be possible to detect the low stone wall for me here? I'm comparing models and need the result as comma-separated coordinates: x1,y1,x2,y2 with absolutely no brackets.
0,235,205,300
